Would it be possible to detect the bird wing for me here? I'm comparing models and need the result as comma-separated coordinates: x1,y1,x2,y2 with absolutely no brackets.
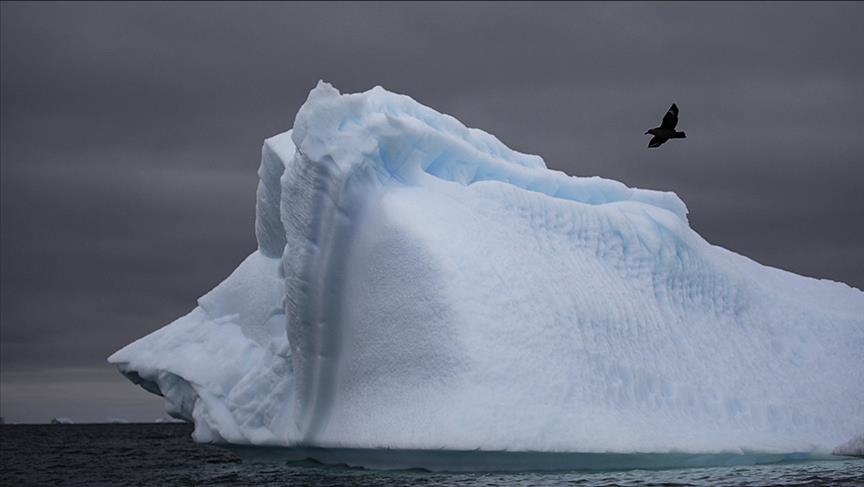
660,103,678,130
648,136,668,148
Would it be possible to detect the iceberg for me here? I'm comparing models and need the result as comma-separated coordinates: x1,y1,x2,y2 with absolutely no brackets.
833,434,864,457
110,82,863,465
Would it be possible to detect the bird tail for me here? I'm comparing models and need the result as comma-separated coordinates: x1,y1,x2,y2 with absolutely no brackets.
672,131,686,139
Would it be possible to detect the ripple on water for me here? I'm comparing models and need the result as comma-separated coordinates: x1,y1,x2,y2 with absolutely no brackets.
1,424,862,486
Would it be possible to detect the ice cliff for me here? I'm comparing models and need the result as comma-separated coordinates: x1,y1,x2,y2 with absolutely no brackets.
110,82,863,456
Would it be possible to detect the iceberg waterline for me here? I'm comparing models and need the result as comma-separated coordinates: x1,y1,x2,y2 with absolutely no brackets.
110,82,863,457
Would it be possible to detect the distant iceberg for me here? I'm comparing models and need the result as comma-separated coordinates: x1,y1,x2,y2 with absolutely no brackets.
110,82,863,462
154,417,183,424
833,434,864,457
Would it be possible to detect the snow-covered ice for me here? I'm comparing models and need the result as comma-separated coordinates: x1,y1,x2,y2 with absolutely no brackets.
110,82,863,457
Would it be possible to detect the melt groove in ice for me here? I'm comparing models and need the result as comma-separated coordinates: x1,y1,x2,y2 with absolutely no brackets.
110,82,864,455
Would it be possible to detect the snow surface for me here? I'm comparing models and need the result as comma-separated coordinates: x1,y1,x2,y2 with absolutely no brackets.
110,82,864,455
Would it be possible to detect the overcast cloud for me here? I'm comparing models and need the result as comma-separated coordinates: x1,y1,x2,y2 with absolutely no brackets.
2,2,862,423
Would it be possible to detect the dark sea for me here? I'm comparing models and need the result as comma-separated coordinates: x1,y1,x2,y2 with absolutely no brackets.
1,423,862,486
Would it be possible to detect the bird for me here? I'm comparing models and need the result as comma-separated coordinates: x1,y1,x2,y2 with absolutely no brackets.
645,103,686,148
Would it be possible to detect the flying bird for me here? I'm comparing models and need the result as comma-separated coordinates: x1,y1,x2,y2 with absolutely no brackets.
645,104,686,148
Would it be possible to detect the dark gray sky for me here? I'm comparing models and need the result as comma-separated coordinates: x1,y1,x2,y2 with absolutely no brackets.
2,2,862,423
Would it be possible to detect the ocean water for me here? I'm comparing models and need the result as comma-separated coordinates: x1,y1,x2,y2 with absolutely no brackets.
1,423,862,486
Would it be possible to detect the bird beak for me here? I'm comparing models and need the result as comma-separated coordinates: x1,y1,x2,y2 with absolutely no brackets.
644,131,649,135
